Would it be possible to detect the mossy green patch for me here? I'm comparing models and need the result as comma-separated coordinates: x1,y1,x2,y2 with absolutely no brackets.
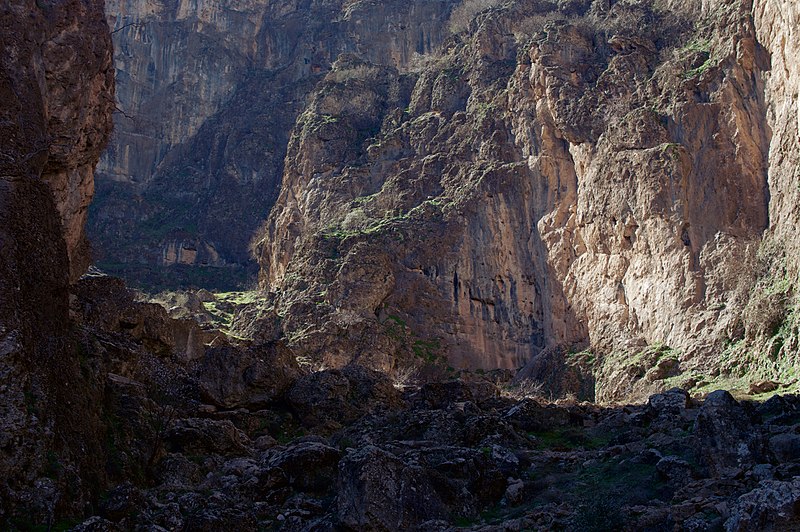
413,339,441,362
201,291,260,331
529,427,611,451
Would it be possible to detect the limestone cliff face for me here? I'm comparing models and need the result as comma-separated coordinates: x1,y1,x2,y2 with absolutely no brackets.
254,0,799,389
92,0,458,289
0,0,114,519
94,0,799,397
755,3,800,261
732,0,800,389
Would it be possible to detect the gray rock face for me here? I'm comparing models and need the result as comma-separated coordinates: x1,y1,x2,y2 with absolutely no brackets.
648,388,692,417
726,478,800,531
263,441,341,492
656,456,695,485
90,0,459,290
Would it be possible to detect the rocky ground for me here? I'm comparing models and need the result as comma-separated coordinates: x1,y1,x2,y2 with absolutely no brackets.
4,275,799,531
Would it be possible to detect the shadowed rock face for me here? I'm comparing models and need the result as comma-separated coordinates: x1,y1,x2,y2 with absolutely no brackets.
0,0,114,520
2,0,114,282
90,0,459,289
250,0,800,381
0,0,114,384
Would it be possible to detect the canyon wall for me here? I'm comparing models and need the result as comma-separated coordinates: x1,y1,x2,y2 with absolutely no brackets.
93,0,800,397
253,0,800,390
92,0,459,289
2,0,114,282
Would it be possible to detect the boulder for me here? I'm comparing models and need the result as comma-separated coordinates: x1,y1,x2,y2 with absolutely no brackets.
504,398,573,432
656,456,695,485
725,479,800,531
756,395,800,425
288,370,353,428
693,391,762,477
193,342,300,409
164,418,250,456
749,381,780,395
768,433,800,462
513,345,595,402
99,482,144,522
337,446,447,530
416,380,475,409
262,441,341,492
504,478,525,506
288,365,401,428
72,517,122,531
647,388,691,417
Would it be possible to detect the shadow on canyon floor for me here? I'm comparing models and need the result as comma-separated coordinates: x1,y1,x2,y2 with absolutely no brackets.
4,276,800,531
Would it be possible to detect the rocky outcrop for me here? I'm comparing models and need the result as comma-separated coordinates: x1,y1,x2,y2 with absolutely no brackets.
33,275,800,532
192,342,301,409
287,364,403,430
337,445,448,530
726,478,800,531
695,390,764,477
38,3,115,281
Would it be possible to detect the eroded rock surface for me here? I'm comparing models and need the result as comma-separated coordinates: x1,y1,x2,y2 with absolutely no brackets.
91,0,800,402
29,309,800,532
242,0,800,401
5,0,800,529
90,0,459,289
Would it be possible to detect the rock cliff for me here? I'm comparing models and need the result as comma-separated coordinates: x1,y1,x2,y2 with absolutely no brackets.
93,0,800,399
2,0,114,281
6,0,800,529
90,0,459,289
249,0,800,400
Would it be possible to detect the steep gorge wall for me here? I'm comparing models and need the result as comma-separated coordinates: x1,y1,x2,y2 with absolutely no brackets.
756,4,800,258
254,0,800,393
718,0,800,389
92,0,799,397
2,0,114,281
91,0,459,289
